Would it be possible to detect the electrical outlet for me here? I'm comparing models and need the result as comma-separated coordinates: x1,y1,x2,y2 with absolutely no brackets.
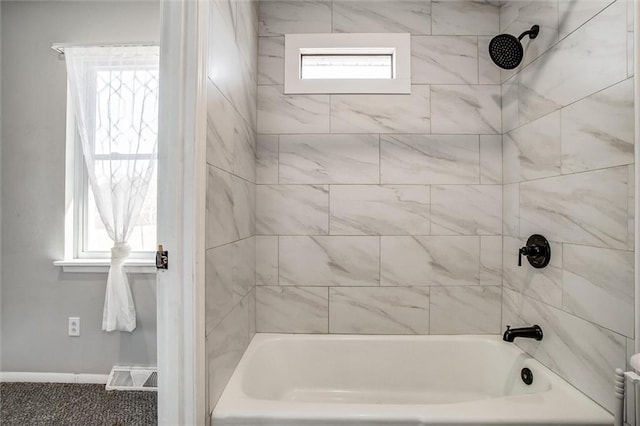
68,317,80,337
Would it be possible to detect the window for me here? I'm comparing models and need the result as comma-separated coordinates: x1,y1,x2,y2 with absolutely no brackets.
284,33,411,94
63,52,159,261
300,53,393,79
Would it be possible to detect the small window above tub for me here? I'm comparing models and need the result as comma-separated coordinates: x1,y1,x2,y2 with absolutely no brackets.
284,33,411,94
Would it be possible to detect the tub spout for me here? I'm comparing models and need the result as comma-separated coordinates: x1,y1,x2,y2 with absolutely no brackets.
503,325,543,342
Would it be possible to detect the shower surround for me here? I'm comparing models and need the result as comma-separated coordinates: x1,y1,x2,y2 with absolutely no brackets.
500,0,634,416
255,0,504,336
205,0,636,422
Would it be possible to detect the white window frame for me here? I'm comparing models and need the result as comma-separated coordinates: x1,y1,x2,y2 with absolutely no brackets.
284,33,411,94
56,83,157,273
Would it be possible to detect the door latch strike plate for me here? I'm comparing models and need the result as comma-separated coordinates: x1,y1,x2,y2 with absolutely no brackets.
156,244,168,270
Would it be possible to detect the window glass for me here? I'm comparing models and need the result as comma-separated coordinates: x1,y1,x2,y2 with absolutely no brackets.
83,66,158,253
300,54,393,79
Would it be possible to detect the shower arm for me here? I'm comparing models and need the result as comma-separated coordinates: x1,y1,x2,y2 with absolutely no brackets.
517,25,540,41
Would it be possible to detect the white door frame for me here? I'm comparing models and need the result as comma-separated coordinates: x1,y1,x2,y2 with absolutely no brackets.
157,0,208,424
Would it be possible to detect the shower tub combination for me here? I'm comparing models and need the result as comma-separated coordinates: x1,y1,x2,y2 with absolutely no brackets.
213,334,612,426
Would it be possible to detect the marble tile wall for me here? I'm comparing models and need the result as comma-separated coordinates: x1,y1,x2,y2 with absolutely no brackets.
206,0,258,413
500,0,634,415
256,0,503,337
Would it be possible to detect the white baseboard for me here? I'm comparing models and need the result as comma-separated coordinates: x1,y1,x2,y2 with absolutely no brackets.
0,372,109,384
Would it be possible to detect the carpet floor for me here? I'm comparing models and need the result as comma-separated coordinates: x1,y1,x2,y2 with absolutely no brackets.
0,382,157,426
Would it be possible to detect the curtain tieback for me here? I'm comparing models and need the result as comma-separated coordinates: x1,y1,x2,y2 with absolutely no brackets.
111,243,131,264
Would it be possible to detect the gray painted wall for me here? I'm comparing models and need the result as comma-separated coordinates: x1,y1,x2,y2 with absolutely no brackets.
1,1,159,374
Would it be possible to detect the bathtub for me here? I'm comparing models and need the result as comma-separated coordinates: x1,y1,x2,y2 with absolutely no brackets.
212,334,613,426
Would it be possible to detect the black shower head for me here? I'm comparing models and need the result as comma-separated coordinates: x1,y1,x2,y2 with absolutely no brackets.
489,25,540,70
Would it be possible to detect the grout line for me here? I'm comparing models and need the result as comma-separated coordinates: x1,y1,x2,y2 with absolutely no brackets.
378,134,382,185
378,235,382,287
327,185,331,235
326,286,331,333
502,0,623,87
476,35,481,85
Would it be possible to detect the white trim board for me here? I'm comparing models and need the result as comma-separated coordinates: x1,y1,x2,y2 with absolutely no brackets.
53,258,157,274
0,372,109,384
156,0,208,424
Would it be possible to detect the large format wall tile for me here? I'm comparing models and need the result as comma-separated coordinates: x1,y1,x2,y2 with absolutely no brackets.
480,135,502,185
330,86,431,134
629,165,635,251
207,82,235,173
207,294,251,408
329,287,429,334
235,0,259,71
558,0,614,39
381,236,480,287
206,237,256,334
332,0,431,34
280,134,379,184
232,238,256,302
256,236,278,286
431,185,502,235
280,236,380,286
257,184,329,235
258,36,284,85
430,286,502,334
431,0,499,35
259,0,331,36
517,296,626,412
256,134,278,184
380,134,479,184
206,244,234,333
256,286,329,333
208,19,257,128
516,0,627,125
503,183,519,237
412,36,478,84
258,86,330,134
207,66,256,183
206,166,255,248
501,76,520,132
563,244,634,338
330,185,430,235
480,236,502,286
520,167,628,249
431,85,501,134
503,236,563,308
502,287,521,330
478,36,501,85
561,78,634,174
626,336,637,425
503,111,561,183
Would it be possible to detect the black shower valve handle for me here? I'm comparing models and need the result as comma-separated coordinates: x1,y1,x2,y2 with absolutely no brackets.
518,234,551,269
518,245,540,266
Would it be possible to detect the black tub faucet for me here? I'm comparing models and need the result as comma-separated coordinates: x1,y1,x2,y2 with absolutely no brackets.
503,325,543,342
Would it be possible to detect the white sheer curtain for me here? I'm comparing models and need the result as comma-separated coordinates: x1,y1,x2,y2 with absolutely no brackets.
64,46,159,332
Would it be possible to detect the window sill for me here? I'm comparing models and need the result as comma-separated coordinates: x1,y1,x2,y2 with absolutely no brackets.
53,259,157,274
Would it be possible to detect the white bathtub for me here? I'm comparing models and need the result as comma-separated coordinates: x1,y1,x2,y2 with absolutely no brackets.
212,334,613,426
